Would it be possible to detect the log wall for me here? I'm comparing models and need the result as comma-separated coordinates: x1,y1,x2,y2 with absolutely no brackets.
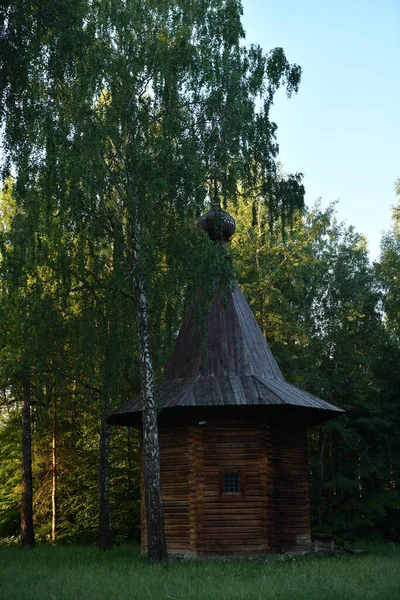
197,420,271,555
141,415,311,556
270,424,311,551
141,427,191,555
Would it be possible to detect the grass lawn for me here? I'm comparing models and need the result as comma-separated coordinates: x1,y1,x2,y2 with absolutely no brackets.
0,543,399,600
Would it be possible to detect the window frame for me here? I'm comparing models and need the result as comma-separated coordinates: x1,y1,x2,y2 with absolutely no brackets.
218,468,245,498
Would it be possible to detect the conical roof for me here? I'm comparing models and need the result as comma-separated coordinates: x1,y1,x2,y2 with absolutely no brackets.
163,281,283,380
110,207,343,424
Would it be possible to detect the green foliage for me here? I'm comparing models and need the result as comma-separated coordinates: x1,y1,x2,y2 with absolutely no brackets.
0,409,21,538
379,201,400,337
231,194,400,541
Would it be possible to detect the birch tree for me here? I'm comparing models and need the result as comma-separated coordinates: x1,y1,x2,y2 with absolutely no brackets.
1,0,304,561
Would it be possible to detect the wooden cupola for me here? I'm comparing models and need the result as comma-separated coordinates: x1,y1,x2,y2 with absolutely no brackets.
110,206,343,556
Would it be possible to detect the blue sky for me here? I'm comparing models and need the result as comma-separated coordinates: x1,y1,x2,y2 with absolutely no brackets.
241,0,400,260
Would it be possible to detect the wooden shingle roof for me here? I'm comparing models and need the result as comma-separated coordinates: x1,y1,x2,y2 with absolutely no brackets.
110,281,343,423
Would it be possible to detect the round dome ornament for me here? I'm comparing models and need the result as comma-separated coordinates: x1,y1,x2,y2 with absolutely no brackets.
198,204,236,242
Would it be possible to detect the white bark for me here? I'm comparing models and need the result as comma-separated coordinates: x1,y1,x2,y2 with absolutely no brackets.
131,199,167,562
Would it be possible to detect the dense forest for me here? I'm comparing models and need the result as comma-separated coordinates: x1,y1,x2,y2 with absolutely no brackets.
1,0,399,551
1,189,399,546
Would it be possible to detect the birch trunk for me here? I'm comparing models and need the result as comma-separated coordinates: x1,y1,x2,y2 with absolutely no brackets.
21,377,35,547
136,272,167,562
127,191,167,562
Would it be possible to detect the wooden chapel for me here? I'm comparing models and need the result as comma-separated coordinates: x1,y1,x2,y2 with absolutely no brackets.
109,205,343,556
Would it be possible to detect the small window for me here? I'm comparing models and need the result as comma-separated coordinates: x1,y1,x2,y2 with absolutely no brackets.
224,472,240,494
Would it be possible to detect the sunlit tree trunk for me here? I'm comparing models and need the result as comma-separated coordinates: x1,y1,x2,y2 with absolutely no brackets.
51,396,57,543
21,374,35,547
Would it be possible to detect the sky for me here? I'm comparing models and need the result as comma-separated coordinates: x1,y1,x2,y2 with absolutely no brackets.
241,0,400,261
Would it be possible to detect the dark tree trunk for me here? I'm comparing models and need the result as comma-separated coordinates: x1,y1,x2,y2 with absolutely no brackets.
127,426,133,496
136,272,168,563
98,226,121,551
21,378,35,547
51,397,57,543
98,319,113,550
98,400,112,550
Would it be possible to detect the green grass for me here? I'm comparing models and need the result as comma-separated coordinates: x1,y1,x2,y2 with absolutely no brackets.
0,543,399,600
